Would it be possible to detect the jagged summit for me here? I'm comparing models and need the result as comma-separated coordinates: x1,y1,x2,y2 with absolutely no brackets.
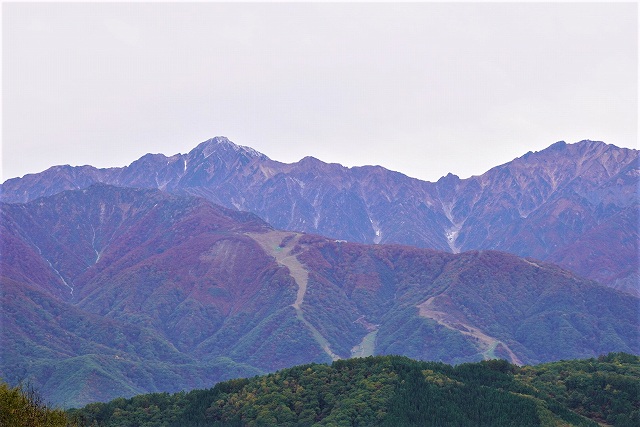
548,140,567,150
541,139,613,154
297,155,329,168
437,172,461,183
575,139,606,147
192,136,268,160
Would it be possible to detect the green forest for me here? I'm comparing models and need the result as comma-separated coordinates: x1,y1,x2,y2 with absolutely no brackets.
2,353,638,426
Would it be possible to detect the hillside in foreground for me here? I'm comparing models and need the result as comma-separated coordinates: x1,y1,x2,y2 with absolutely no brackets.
68,353,640,427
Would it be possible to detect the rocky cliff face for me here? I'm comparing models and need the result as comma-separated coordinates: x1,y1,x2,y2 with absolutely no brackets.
2,137,637,291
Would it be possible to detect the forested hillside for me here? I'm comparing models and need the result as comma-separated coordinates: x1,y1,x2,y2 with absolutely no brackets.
68,353,639,427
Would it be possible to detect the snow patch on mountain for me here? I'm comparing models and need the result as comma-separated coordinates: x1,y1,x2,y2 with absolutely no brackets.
442,201,462,254
33,243,74,295
91,224,102,263
370,217,382,244
200,137,268,160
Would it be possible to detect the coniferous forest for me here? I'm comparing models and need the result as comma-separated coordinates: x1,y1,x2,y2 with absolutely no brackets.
57,353,639,427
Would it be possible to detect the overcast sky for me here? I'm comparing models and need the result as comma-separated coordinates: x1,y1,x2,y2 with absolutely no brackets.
2,2,637,183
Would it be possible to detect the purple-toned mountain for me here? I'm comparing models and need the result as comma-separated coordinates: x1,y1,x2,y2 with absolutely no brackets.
1,137,637,293
1,185,638,407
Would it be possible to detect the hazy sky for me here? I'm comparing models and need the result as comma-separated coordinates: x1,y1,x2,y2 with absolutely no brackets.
2,2,637,183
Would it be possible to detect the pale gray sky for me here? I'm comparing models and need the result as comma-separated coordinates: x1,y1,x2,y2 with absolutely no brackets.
2,2,637,182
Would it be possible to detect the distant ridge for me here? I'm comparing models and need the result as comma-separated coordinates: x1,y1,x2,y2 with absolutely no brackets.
2,137,636,292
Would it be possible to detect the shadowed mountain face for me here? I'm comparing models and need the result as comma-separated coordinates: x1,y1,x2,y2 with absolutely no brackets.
1,138,637,293
1,185,638,407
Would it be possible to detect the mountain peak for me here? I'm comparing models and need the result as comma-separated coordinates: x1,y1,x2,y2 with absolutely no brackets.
436,172,461,190
575,139,605,146
539,140,622,159
437,172,460,183
548,140,567,150
192,136,268,161
299,155,323,165
574,139,611,153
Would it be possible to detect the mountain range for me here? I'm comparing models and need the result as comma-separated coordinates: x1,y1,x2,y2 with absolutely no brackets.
1,137,639,408
1,138,637,294
1,181,638,407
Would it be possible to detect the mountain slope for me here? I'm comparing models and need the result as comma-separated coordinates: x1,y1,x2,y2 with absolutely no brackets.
1,277,258,407
293,235,639,365
2,185,638,407
1,138,636,291
1,186,327,406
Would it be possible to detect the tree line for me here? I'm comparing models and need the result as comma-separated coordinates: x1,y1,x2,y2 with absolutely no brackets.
2,352,637,426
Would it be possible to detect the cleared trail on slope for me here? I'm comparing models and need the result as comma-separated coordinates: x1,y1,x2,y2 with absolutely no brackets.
418,297,523,365
350,330,378,358
247,231,341,361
